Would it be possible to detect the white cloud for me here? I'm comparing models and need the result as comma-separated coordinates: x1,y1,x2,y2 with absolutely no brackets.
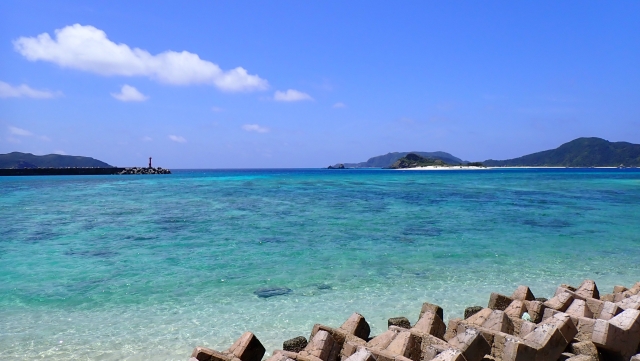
242,124,270,133
111,85,148,102
332,102,346,108
274,89,313,102
8,126,33,136
211,106,223,112
142,136,152,141
168,135,186,143
14,24,269,92
0,81,60,99
54,150,66,155
39,135,51,141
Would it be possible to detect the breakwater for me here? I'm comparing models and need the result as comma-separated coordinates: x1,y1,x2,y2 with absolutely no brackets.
0,167,170,176
192,280,640,361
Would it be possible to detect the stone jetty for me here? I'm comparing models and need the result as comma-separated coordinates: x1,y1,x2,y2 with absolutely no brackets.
117,167,171,175
190,280,640,361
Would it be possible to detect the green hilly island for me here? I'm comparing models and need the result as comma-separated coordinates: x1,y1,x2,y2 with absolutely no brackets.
0,152,113,169
343,151,464,168
483,137,640,167
387,153,449,169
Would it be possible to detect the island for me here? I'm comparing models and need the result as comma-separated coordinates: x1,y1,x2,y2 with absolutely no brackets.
387,153,486,170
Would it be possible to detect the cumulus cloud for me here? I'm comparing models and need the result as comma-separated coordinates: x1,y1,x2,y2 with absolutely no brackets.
0,81,60,99
242,124,269,133
332,102,346,108
54,150,66,155
274,89,313,102
111,85,148,102
168,135,186,143
14,24,269,92
8,126,33,136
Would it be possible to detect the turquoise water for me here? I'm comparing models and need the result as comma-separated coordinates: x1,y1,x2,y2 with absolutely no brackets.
1,169,640,360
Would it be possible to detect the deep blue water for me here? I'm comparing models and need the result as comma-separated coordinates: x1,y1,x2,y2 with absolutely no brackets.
1,168,639,360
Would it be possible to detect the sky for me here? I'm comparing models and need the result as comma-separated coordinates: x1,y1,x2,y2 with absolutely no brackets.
0,1,639,168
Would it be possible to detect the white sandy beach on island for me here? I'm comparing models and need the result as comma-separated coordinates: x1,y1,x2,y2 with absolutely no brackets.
397,166,491,170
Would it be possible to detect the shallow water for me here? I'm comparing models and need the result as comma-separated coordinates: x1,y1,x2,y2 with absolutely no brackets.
1,168,639,360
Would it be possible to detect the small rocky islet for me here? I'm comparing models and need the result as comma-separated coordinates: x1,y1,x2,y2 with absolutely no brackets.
192,279,640,361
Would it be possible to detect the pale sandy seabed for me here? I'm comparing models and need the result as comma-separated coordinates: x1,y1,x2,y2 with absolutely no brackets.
398,166,630,170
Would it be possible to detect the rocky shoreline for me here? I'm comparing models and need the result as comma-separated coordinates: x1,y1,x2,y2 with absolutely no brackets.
190,280,640,361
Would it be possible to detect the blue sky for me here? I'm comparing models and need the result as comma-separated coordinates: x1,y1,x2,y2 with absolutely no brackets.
1,1,638,168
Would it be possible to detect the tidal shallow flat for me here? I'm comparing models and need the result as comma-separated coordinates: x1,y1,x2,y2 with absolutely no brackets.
1,169,639,360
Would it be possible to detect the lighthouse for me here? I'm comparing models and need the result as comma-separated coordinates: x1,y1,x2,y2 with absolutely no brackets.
148,157,152,168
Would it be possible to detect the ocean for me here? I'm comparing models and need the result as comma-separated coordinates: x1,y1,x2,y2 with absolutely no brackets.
1,168,639,360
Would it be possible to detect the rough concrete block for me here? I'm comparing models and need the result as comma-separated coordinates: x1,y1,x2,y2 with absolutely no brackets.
504,300,527,319
412,310,446,340
544,292,574,312
584,298,604,319
191,347,232,361
388,317,411,330
568,341,599,360
340,341,360,361
265,353,296,361
592,309,640,361
565,356,592,361
511,286,536,302
305,330,338,361
523,301,546,323
616,294,640,311
443,318,463,342
430,349,467,361
540,312,578,343
344,348,376,361
467,309,494,327
385,330,422,361
448,328,491,361
613,285,628,294
340,313,372,341
488,293,513,311
574,317,596,342
481,310,515,335
421,343,451,361
575,280,600,300
502,336,536,361
541,308,561,322
598,301,622,321
192,332,266,361
566,300,594,319
420,302,444,321
519,322,537,339
227,332,266,361
630,355,640,361
523,323,569,361
367,330,398,350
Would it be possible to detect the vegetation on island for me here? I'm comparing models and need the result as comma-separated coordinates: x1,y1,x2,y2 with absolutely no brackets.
343,151,464,168
0,152,113,169
387,153,450,169
483,137,640,167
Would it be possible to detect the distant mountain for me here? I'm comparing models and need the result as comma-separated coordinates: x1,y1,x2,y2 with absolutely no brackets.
483,137,640,167
344,151,464,168
0,152,113,169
